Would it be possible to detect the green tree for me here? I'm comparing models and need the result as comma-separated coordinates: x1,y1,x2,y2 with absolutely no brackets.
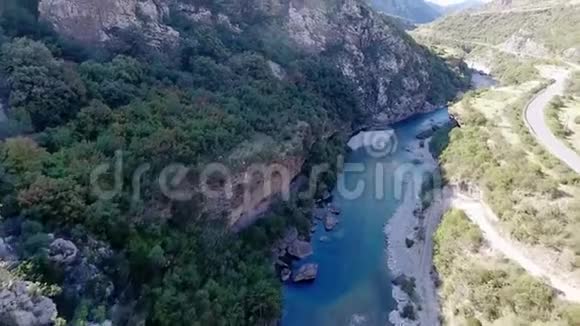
0,137,47,177
18,176,87,224
1,38,86,129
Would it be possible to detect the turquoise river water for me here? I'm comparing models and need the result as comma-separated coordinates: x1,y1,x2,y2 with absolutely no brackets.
282,108,450,326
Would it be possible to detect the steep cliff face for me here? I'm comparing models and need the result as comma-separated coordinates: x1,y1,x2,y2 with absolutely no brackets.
38,0,448,123
285,0,436,123
38,0,179,46
35,0,461,227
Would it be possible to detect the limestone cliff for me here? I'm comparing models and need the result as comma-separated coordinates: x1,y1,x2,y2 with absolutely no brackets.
37,0,462,226
284,0,437,123
38,0,179,46
38,0,452,123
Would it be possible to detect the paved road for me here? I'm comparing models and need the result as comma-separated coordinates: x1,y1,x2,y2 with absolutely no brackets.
524,69,580,173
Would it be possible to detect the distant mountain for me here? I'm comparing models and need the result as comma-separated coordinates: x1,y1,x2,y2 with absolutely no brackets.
368,0,484,24
478,0,576,11
417,0,580,62
368,0,442,24
437,0,485,13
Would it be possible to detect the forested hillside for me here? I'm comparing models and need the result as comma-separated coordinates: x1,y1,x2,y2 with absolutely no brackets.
417,0,580,62
0,0,464,325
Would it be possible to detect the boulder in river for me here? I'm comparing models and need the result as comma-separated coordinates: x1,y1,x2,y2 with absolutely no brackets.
281,268,291,282
287,240,313,259
328,205,341,215
293,263,318,283
324,215,339,231
313,207,326,220
405,237,415,248
273,227,299,257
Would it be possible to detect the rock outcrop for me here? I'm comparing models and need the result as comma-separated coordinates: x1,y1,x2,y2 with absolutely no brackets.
0,217,116,319
38,0,179,46
37,0,458,227
287,240,313,259
0,238,17,263
324,214,339,231
39,0,444,124
284,0,435,122
293,263,318,282
563,47,580,62
48,238,78,265
280,268,291,282
0,282,57,326
500,29,549,58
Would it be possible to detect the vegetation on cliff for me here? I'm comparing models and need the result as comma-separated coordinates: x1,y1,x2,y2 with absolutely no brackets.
0,1,350,324
0,0,465,324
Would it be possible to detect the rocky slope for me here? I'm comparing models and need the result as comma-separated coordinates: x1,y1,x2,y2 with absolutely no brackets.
37,0,466,227
38,0,458,124
0,281,57,326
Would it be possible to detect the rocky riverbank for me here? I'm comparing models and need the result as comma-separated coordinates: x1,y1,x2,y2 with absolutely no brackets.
384,137,449,326
273,202,342,284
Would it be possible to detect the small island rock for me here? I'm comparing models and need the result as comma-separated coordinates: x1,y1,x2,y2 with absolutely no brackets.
281,268,291,282
287,240,313,259
293,264,318,283
328,205,341,215
324,215,339,231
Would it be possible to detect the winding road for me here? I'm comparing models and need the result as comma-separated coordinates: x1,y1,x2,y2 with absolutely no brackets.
449,66,580,303
524,68,580,173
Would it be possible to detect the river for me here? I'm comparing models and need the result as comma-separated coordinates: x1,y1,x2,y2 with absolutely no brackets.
282,108,450,326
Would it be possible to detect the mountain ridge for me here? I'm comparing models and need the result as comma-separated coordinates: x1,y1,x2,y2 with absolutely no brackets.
368,0,442,23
